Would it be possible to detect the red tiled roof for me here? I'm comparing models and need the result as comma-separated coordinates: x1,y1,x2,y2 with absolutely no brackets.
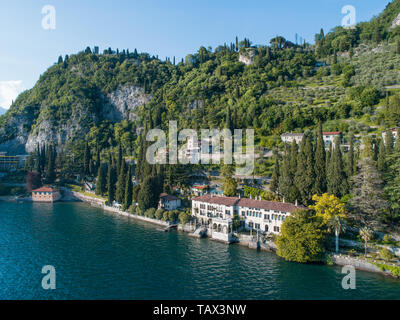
193,194,239,206
32,187,55,193
323,132,341,135
192,194,303,212
192,185,208,190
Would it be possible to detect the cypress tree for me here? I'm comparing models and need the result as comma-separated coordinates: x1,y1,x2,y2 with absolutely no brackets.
279,145,293,201
116,159,126,203
327,137,347,198
313,121,326,195
294,137,308,205
289,140,298,176
46,145,56,184
107,155,117,204
95,146,100,175
83,141,91,176
123,166,133,211
347,133,355,177
270,151,280,194
117,144,123,175
385,129,394,156
96,164,106,196
377,139,386,173
303,135,315,204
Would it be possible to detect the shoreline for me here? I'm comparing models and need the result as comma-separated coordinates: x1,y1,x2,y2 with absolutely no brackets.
4,188,398,280
68,190,400,279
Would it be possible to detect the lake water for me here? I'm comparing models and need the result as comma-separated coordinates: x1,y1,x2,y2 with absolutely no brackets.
0,201,399,300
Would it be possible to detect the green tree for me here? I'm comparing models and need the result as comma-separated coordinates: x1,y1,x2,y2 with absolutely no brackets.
327,137,348,198
377,139,386,173
116,159,126,203
95,164,106,196
349,158,386,228
123,166,133,211
327,215,347,253
269,151,279,194
359,227,373,256
107,155,116,204
223,178,237,196
313,121,326,195
385,141,400,214
276,209,326,263
138,176,159,211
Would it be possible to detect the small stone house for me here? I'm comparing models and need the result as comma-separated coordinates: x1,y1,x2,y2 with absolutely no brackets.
32,187,61,202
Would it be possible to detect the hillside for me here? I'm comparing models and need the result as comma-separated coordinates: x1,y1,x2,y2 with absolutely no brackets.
0,0,400,157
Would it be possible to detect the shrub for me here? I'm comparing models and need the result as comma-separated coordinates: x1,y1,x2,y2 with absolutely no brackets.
145,208,156,219
155,209,164,220
380,248,395,262
382,234,394,245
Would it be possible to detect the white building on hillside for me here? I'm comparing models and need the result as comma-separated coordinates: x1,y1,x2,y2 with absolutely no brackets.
281,133,304,144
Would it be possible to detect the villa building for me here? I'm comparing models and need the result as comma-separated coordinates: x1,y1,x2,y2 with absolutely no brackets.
32,187,61,202
322,132,341,146
281,133,304,144
191,195,302,242
159,193,181,211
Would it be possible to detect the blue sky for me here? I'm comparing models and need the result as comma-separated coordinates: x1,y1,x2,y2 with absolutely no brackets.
0,0,391,108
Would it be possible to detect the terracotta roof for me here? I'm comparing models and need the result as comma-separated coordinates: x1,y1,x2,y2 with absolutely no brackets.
193,194,239,206
323,132,341,135
193,195,303,212
32,187,55,193
192,185,208,190
160,193,180,201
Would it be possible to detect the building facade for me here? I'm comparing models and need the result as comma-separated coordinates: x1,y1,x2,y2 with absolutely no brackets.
281,133,304,144
322,132,341,147
159,193,181,211
32,187,61,202
191,195,301,242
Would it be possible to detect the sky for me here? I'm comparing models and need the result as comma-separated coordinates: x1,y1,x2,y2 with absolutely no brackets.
0,0,391,109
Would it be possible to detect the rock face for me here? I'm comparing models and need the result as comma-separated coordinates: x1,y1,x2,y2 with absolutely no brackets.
102,85,152,122
390,13,400,30
0,85,151,154
239,48,256,66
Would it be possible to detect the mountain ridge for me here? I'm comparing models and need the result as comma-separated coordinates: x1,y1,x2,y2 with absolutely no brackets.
0,0,400,155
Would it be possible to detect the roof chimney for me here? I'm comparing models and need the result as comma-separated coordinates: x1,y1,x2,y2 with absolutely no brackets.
250,194,252,199
295,199,298,207
239,194,241,199
282,197,285,203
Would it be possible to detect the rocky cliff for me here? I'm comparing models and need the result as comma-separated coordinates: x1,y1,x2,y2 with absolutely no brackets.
0,84,151,154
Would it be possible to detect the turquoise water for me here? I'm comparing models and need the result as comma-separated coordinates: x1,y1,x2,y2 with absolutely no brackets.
0,201,399,300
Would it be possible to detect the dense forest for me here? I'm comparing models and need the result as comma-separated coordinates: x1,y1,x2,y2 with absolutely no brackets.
2,1,400,231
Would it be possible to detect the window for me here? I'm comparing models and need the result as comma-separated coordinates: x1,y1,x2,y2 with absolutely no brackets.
265,225,269,232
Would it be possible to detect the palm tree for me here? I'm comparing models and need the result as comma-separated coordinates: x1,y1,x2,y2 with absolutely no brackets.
359,227,373,256
327,216,346,253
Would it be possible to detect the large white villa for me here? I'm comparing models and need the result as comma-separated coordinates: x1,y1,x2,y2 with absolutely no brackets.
191,194,302,243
